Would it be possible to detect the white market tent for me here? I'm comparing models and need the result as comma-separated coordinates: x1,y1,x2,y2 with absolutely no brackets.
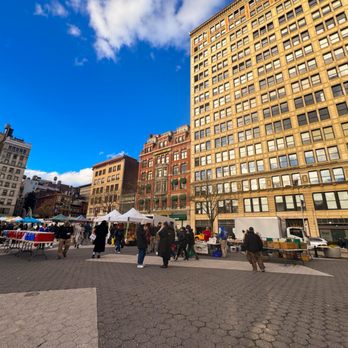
95,209,121,223
145,214,175,225
116,208,152,224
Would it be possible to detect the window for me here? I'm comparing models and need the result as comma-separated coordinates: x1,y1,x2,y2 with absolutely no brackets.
244,197,269,213
316,148,327,162
275,195,304,211
328,146,340,160
337,102,348,116
313,191,348,210
333,168,345,182
323,126,334,140
305,151,315,164
309,171,320,184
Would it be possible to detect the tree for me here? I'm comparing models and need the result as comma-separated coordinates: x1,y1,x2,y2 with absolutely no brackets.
192,179,220,232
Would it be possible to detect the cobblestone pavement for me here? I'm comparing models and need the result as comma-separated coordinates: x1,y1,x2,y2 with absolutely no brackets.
0,246,348,348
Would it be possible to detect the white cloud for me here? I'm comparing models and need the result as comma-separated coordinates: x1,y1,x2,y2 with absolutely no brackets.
176,64,182,72
34,4,47,16
66,0,85,12
68,24,81,37
98,151,104,156
74,57,88,66
25,168,93,187
106,151,126,159
86,0,226,60
34,1,68,17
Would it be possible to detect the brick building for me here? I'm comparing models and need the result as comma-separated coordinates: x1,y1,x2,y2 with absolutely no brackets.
136,125,191,225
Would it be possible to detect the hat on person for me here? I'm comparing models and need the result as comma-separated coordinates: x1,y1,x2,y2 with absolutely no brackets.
248,227,254,232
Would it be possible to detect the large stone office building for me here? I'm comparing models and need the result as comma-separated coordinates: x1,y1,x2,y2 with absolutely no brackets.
0,124,31,216
190,0,348,240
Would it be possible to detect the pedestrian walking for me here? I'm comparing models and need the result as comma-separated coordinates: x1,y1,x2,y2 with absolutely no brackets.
115,223,125,254
175,227,188,261
136,223,147,268
57,222,73,259
73,223,83,249
92,221,108,259
242,227,265,272
218,226,228,258
186,225,199,260
158,222,171,268
83,223,92,243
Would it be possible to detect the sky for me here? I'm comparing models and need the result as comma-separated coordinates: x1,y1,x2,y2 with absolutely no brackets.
0,0,230,186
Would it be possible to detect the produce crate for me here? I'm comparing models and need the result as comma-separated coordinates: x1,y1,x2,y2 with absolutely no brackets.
272,242,281,249
280,242,297,249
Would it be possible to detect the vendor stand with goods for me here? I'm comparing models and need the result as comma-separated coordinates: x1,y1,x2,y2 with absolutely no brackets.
262,239,311,264
0,229,55,259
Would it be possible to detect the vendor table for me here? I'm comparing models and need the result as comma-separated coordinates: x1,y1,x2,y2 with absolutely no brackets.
0,230,55,259
263,247,310,265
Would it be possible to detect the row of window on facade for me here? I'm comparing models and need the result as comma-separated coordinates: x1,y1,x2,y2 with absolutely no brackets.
194,167,346,196
139,196,187,210
94,164,121,177
94,174,120,185
139,178,187,193
195,191,348,214
194,145,342,180
92,184,119,195
194,100,347,142
141,163,188,180
90,194,118,205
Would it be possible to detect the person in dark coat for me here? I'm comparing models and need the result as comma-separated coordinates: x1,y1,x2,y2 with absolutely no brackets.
92,221,108,259
115,224,125,254
158,222,171,268
136,223,147,268
242,227,265,272
57,222,73,259
186,225,199,260
175,227,188,261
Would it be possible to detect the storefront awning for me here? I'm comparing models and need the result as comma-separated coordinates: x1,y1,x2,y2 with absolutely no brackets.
170,213,187,220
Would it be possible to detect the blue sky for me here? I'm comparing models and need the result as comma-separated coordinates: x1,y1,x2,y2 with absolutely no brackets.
0,0,229,186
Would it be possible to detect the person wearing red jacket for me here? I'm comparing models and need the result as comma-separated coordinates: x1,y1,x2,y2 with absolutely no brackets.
202,227,212,242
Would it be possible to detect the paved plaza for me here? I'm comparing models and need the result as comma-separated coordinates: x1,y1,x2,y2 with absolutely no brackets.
0,245,348,348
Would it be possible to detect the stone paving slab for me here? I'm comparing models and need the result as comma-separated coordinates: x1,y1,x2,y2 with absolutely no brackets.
0,288,98,348
87,253,333,277
0,247,347,348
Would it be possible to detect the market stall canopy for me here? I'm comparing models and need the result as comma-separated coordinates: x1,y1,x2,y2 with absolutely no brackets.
8,216,23,223
74,215,91,223
95,209,121,223
21,217,42,224
117,208,152,224
146,214,175,225
51,214,69,222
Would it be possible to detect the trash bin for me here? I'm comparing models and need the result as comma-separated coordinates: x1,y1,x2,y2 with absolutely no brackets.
324,247,341,258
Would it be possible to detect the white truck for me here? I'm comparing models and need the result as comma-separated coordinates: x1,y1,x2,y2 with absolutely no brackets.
234,217,308,242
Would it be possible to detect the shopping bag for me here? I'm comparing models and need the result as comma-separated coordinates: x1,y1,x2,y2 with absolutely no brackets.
90,234,96,242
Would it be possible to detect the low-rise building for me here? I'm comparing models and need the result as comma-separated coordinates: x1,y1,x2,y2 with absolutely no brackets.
87,155,139,218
